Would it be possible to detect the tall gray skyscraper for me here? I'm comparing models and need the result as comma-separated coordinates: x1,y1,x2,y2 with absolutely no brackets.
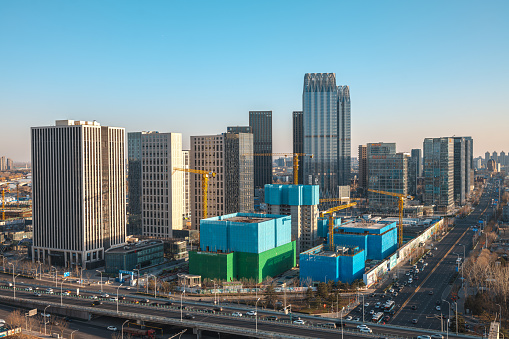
302,73,351,198
366,143,408,211
292,111,304,184
423,137,454,214
127,132,142,235
128,132,184,238
32,120,126,268
249,111,272,189
452,136,473,206
408,149,422,197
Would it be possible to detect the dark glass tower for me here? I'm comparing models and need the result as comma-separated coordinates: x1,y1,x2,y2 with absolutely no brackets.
249,111,272,189
292,111,304,184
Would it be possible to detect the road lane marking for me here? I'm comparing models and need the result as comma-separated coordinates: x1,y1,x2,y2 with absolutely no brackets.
393,226,470,320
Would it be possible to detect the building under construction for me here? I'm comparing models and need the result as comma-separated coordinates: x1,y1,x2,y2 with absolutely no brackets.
189,212,296,283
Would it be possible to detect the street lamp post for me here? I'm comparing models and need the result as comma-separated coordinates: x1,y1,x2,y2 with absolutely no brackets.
121,319,129,339
340,306,345,339
96,270,103,292
37,262,42,280
13,273,20,299
153,275,157,298
180,291,184,322
60,278,68,306
116,284,123,313
44,305,50,336
443,299,451,339
8,262,14,281
455,302,458,335
51,266,57,287
255,297,261,332
134,269,140,293
362,294,365,324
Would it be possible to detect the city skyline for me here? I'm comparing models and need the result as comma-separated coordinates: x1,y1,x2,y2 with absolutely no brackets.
1,1,508,161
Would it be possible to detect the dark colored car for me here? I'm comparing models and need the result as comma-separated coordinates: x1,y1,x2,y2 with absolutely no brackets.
184,313,195,320
412,319,418,324
139,299,150,303
214,307,223,312
265,315,279,321
436,300,441,305
384,315,390,321
411,305,417,310
166,301,173,305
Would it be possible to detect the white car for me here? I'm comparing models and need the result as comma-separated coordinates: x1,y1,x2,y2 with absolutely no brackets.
246,311,257,316
231,312,242,317
107,326,117,331
345,316,353,320
360,327,372,333
436,306,441,311
46,288,54,294
293,319,306,325
431,335,444,339
91,295,98,300
101,293,110,298
417,336,431,339
388,289,394,293
364,303,369,307
369,310,375,315
357,324,368,329
375,302,381,308
424,262,428,266
24,287,33,291
109,297,118,301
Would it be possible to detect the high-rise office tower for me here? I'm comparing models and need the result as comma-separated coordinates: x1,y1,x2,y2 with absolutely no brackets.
182,150,190,220
423,137,454,214
463,137,474,199
484,151,490,166
358,145,368,195
500,151,506,167
6,158,13,170
249,111,272,189
366,143,408,211
408,149,422,197
292,111,304,184
453,137,466,205
0,156,5,171
190,135,225,229
127,132,142,235
493,151,498,164
128,132,183,238
224,131,254,213
303,73,351,198
32,120,126,268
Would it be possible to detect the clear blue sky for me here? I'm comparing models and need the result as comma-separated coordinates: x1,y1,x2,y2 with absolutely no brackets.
1,0,508,161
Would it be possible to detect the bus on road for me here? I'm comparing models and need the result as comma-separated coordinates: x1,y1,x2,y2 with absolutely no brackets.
384,300,395,312
372,312,384,323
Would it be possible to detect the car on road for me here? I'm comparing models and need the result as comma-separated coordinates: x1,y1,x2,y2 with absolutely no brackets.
384,315,390,322
431,335,444,339
424,263,428,266
100,293,110,298
417,336,431,339
360,327,372,333
231,312,243,317
293,319,306,325
345,316,352,320
62,291,70,296
436,300,441,305
24,287,33,291
411,305,417,310
320,323,336,328
406,272,410,276
428,291,434,295
412,319,418,324
414,276,419,280
375,302,381,308
434,247,438,250
184,313,195,319
109,297,118,301
214,307,223,312
388,288,394,293
265,315,278,321
364,302,370,307
436,306,441,311
107,326,117,331
91,301,103,306
393,292,398,297
34,293,42,297
246,311,257,316
357,324,368,329
140,299,150,303
354,317,361,322
369,310,375,315
90,295,98,300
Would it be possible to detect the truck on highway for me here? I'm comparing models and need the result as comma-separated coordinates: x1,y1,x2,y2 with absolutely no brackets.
122,328,156,338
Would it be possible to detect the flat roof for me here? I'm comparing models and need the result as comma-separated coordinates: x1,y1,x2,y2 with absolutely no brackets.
106,240,163,253
223,216,273,223
340,221,389,230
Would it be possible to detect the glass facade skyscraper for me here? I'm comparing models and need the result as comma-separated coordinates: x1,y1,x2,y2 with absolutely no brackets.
302,73,351,198
423,137,454,214
292,111,304,185
249,111,272,189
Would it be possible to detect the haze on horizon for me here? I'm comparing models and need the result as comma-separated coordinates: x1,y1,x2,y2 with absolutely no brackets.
1,1,508,162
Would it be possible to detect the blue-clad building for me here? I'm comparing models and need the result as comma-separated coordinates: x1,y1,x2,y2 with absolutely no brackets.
332,220,397,260
199,213,291,254
300,244,365,284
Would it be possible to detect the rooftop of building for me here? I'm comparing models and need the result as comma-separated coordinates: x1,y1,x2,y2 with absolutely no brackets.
301,244,364,257
106,240,163,254
55,120,100,126
223,215,272,223
340,220,392,230
202,212,289,224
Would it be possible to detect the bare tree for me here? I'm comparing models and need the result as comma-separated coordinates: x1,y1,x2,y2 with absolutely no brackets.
55,318,69,339
6,309,24,328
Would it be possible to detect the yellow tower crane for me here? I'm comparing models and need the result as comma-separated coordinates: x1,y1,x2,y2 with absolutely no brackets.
173,168,216,220
1,188,10,220
367,189,413,247
320,202,357,251
246,153,313,185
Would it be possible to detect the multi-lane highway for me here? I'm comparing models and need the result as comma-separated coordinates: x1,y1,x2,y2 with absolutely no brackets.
348,181,497,333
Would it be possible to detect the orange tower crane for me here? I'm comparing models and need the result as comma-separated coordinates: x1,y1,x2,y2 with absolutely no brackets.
246,153,313,185
173,168,216,220
320,202,357,251
367,189,413,247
